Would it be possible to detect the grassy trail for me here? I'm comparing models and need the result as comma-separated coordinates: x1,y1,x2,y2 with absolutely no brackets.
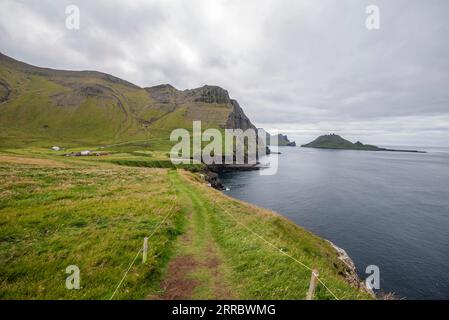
150,170,233,299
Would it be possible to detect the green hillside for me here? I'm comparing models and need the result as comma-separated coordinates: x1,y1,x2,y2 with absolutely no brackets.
302,134,380,151
0,53,253,149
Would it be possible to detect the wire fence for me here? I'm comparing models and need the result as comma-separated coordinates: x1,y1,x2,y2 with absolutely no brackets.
109,174,340,300
214,200,340,300
109,181,178,300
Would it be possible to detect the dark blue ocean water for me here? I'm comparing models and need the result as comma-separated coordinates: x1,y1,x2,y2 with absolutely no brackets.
219,146,449,299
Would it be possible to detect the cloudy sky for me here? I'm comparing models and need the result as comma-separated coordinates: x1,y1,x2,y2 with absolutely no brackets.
1,0,448,146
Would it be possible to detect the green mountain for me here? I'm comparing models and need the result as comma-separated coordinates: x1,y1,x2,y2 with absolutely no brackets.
302,134,383,151
0,53,255,148
302,134,425,153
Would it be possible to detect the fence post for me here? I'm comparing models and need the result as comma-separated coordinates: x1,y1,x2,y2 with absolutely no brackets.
306,269,319,300
142,237,148,264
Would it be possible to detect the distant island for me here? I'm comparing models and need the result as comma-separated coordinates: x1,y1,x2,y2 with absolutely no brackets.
301,134,426,153
266,133,296,146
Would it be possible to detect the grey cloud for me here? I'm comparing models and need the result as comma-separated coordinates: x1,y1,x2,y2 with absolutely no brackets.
0,0,448,146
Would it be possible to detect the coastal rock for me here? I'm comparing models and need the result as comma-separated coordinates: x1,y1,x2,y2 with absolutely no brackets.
267,133,296,146
205,171,224,189
326,240,375,297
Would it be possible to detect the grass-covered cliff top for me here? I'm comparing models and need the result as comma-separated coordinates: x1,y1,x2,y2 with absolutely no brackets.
0,152,372,300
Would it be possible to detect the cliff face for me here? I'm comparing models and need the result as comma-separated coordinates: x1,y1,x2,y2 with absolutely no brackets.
146,84,232,105
267,133,296,146
191,86,258,132
144,84,257,131
189,85,231,104
226,99,256,131
277,134,296,146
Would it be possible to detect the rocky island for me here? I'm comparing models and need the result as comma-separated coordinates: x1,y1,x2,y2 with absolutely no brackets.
302,134,426,153
267,133,296,146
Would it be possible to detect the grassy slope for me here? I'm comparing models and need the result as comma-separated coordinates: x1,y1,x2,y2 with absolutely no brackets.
0,156,184,299
171,171,370,300
0,154,371,299
0,64,149,147
0,54,233,150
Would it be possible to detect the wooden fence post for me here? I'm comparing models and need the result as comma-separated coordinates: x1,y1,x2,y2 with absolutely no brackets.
142,237,148,264
306,269,319,300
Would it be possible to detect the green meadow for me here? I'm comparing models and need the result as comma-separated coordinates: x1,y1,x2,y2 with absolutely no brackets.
0,152,372,300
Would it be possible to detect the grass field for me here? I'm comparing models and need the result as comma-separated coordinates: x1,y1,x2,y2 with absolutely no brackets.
0,158,183,299
0,153,372,300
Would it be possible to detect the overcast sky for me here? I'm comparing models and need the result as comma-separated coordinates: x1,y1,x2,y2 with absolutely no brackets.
1,0,448,146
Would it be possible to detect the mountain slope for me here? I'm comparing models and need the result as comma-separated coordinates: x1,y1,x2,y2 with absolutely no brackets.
0,53,255,148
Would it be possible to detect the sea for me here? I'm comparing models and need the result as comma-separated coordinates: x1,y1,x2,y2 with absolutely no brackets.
219,146,449,299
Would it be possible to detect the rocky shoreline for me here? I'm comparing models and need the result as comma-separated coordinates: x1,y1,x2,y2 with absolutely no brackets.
326,240,375,297
204,163,264,189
